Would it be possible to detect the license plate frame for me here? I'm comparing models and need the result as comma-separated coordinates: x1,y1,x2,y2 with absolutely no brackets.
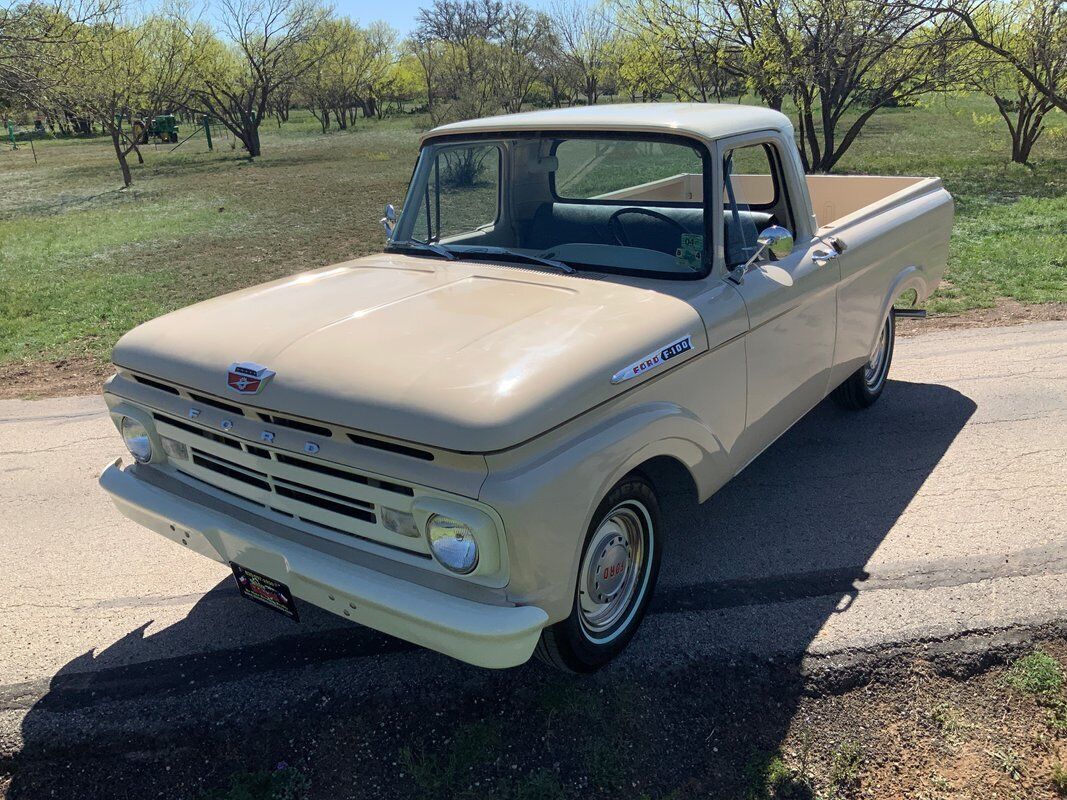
230,562,300,621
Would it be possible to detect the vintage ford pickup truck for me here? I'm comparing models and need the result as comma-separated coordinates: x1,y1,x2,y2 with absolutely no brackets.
100,104,953,671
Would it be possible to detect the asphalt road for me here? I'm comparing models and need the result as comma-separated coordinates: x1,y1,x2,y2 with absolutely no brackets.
2,322,1066,788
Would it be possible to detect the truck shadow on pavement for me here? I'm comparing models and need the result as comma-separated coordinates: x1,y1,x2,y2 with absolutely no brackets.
8,380,977,800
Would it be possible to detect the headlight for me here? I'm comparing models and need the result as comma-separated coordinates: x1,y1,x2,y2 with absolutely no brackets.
426,515,479,574
120,416,153,463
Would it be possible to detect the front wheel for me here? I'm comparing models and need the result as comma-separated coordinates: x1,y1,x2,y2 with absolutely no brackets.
832,313,895,410
534,475,662,673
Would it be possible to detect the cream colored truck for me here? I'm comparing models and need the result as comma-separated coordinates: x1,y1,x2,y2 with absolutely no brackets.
100,104,953,672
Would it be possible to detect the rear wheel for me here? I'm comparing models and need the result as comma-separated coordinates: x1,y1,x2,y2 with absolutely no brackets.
832,313,895,410
535,475,662,673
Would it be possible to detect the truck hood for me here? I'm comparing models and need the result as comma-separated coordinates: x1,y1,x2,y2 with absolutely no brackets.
112,254,706,452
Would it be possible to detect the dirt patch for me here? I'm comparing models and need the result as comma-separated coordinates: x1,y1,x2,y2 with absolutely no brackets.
899,299,1067,337
776,641,1067,800
0,356,110,400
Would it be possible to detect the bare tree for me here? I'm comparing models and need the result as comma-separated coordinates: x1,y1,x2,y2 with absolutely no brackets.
298,19,396,131
616,0,757,104
961,1,1063,163
550,0,615,105
910,0,1067,113
540,47,580,106
184,0,330,156
415,0,507,123
415,0,548,122
0,0,118,103
496,3,552,112
3,1,162,186
139,9,202,121
726,0,973,172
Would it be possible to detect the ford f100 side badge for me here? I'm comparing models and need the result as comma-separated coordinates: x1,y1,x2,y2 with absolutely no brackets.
227,362,275,395
611,335,693,384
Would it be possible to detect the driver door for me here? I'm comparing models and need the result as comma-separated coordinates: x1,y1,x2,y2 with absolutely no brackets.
719,134,839,463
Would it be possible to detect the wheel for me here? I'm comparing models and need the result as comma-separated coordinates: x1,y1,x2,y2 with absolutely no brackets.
832,312,895,410
535,474,662,673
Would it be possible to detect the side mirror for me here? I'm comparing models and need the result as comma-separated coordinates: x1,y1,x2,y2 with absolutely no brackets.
380,203,396,237
730,225,793,284
757,225,794,260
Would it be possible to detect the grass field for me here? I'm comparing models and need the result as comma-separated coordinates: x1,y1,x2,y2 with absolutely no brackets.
0,95,1064,391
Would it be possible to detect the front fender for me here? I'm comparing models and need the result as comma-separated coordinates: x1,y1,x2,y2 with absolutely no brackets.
481,400,731,622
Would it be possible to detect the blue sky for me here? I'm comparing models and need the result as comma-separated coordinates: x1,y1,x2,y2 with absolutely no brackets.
334,0,556,35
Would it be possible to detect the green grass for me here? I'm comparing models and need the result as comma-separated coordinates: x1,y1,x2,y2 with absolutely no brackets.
930,702,967,742
826,740,863,794
0,198,239,361
0,110,417,374
1,97,1064,379
400,719,503,800
202,765,309,800
1052,762,1067,796
743,751,812,800
1004,650,1065,697
831,95,1067,315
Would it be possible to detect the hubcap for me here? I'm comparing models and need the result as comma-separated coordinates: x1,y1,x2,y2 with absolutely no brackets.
864,318,892,392
579,505,647,636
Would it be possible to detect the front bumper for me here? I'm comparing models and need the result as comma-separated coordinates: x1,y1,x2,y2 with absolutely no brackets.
99,459,548,669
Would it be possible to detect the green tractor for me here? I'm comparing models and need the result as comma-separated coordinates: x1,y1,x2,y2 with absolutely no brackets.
133,114,179,144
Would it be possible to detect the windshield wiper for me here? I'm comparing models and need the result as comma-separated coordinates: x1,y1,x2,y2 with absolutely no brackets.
457,246,576,274
386,240,457,261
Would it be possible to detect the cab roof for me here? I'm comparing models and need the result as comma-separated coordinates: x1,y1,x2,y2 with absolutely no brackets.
422,103,792,144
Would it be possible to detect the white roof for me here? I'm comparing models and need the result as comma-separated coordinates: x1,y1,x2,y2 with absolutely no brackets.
423,103,792,143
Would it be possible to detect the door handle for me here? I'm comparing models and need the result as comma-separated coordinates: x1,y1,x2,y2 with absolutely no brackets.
813,249,838,267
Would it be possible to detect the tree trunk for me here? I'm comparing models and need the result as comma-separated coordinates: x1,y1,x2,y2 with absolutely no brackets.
109,130,133,187
313,105,329,132
240,121,261,157
123,130,144,164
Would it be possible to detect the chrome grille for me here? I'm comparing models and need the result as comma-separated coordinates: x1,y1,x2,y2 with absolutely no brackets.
152,411,429,556
131,370,435,461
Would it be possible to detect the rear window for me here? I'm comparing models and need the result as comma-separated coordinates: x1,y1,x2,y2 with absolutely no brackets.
553,138,704,203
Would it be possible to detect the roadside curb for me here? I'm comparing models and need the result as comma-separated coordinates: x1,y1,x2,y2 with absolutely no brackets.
798,620,1067,696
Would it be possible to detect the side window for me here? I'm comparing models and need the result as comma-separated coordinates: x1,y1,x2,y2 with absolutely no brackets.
722,143,791,268
413,144,500,242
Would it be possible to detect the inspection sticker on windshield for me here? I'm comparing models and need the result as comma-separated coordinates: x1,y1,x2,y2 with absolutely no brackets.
611,335,694,384
675,234,704,270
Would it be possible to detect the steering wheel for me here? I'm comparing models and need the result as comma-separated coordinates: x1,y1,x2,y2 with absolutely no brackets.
608,207,688,248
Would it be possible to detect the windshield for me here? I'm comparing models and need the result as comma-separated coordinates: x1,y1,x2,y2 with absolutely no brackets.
387,133,711,278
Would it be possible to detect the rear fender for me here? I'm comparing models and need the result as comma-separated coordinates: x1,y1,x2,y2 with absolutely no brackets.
870,265,927,354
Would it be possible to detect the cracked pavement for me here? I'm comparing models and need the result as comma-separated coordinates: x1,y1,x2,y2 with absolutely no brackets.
1,321,1065,759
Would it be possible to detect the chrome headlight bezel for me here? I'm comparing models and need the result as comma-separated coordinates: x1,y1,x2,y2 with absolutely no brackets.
425,514,480,574
120,415,154,463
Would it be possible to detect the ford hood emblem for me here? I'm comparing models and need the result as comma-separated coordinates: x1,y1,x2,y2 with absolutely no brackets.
227,362,275,394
